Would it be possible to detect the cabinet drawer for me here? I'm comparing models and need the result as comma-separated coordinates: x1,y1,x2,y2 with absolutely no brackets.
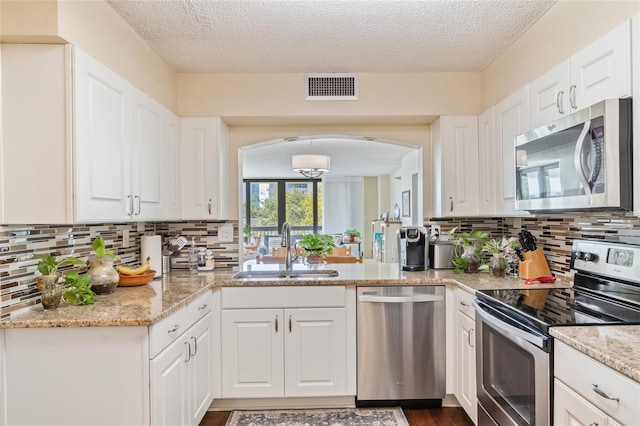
555,340,640,425
457,288,475,319
149,307,189,359
186,291,213,325
221,286,346,309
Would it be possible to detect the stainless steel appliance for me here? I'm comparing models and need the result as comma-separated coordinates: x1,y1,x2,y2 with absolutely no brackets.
428,231,455,269
515,98,632,212
357,286,445,405
397,227,427,271
474,239,640,426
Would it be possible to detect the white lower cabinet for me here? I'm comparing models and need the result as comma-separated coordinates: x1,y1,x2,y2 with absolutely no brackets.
554,340,640,426
218,286,353,401
151,312,213,426
454,288,477,424
221,307,346,398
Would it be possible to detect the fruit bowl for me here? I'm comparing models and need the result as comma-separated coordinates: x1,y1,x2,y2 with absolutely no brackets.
118,270,156,287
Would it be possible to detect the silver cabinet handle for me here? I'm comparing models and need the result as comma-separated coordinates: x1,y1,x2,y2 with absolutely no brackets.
591,384,619,402
127,195,134,215
289,315,292,333
134,195,141,215
184,341,191,363
275,315,279,332
190,336,198,357
208,198,212,215
569,85,577,110
460,301,470,307
449,197,453,212
556,90,564,115
468,328,475,348
167,324,180,333
589,423,598,426
198,304,208,310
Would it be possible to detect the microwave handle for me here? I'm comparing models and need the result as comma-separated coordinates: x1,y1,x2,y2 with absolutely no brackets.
573,120,593,195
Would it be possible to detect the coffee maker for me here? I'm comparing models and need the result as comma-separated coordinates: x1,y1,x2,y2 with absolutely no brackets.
397,227,428,271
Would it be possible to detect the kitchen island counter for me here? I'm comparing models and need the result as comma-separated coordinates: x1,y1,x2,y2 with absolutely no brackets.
0,261,570,329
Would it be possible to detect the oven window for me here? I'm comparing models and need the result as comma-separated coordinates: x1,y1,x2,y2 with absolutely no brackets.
482,325,536,425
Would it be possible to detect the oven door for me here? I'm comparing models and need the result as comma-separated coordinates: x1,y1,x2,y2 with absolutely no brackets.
474,299,551,426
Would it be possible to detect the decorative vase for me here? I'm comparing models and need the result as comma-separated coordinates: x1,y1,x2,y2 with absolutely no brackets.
461,245,481,273
491,254,507,277
87,256,119,294
305,253,324,264
37,273,63,310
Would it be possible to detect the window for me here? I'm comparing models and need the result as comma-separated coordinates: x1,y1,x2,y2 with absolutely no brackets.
243,179,323,244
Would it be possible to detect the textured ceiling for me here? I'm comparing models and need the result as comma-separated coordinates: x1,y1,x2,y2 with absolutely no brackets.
107,0,556,73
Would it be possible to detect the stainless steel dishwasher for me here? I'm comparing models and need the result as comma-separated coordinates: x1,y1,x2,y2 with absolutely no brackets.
356,286,446,405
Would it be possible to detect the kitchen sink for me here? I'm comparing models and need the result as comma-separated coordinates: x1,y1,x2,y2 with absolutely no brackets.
232,269,339,279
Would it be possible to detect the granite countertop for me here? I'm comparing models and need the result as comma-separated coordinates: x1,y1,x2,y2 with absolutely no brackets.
550,326,640,383
0,261,570,329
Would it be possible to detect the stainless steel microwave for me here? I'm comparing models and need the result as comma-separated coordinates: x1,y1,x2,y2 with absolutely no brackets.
515,98,632,212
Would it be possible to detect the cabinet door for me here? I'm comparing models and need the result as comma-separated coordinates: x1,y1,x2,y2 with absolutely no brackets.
529,61,571,129
431,116,479,217
570,20,631,112
165,110,182,219
221,309,284,398
131,88,164,220
74,47,132,222
181,117,227,220
494,86,531,217
284,308,346,397
150,337,189,426
554,379,613,426
188,314,214,426
456,312,477,424
478,108,496,215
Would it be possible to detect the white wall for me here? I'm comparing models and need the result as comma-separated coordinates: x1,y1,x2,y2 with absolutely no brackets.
322,176,364,237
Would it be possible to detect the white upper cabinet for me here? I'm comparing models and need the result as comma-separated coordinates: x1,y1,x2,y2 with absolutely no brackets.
530,20,631,129
633,14,640,216
431,116,479,217
165,111,182,220
478,107,496,216
494,85,531,217
181,117,229,220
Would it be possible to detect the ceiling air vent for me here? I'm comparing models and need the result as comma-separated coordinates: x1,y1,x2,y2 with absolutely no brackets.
305,73,358,100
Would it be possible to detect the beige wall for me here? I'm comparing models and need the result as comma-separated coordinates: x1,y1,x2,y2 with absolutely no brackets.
0,0,177,111
177,72,481,117
481,0,640,110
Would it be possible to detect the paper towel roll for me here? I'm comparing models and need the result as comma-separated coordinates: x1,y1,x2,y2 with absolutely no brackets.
141,235,162,278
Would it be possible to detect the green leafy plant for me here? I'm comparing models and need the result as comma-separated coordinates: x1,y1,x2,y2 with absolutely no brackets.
297,234,336,258
483,239,503,255
343,229,361,238
62,271,96,305
34,254,85,275
448,228,490,273
92,236,118,259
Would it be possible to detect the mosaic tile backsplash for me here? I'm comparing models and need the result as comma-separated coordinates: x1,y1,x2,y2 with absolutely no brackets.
0,220,239,319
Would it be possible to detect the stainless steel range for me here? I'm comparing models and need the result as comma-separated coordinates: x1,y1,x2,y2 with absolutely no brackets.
474,239,640,426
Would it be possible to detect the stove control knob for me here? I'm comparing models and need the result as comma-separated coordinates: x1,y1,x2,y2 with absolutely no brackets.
583,252,598,262
575,251,584,261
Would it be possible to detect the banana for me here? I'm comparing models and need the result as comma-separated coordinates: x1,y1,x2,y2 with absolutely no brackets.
117,257,151,275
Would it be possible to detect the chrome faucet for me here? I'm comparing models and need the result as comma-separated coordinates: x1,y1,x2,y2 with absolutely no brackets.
281,222,298,275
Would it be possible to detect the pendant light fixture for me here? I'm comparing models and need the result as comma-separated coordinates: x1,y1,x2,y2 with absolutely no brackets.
292,139,330,178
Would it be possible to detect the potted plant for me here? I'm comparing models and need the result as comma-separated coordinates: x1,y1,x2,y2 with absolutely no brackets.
483,239,508,277
297,234,336,264
87,236,120,294
34,254,85,309
448,228,489,273
62,271,96,305
343,228,361,243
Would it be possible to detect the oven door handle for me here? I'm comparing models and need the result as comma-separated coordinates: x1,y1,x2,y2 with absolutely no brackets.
473,300,548,350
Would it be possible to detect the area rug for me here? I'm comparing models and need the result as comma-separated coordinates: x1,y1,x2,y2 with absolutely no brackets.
225,407,408,426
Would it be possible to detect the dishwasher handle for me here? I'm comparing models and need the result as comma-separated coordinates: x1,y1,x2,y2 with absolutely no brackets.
358,294,444,303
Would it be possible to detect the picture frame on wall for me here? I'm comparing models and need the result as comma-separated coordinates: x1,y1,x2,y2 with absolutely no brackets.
402,190,410,217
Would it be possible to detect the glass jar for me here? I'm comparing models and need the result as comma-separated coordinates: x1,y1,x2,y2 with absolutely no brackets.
461,245,481,273
87,256,119,294
491,254,507,277
37,273,63,310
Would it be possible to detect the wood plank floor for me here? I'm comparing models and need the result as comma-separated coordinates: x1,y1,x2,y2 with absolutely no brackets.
200,407,474,426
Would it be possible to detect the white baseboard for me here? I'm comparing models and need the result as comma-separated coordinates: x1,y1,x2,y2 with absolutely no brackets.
442,394,461,407
210,396,356,411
